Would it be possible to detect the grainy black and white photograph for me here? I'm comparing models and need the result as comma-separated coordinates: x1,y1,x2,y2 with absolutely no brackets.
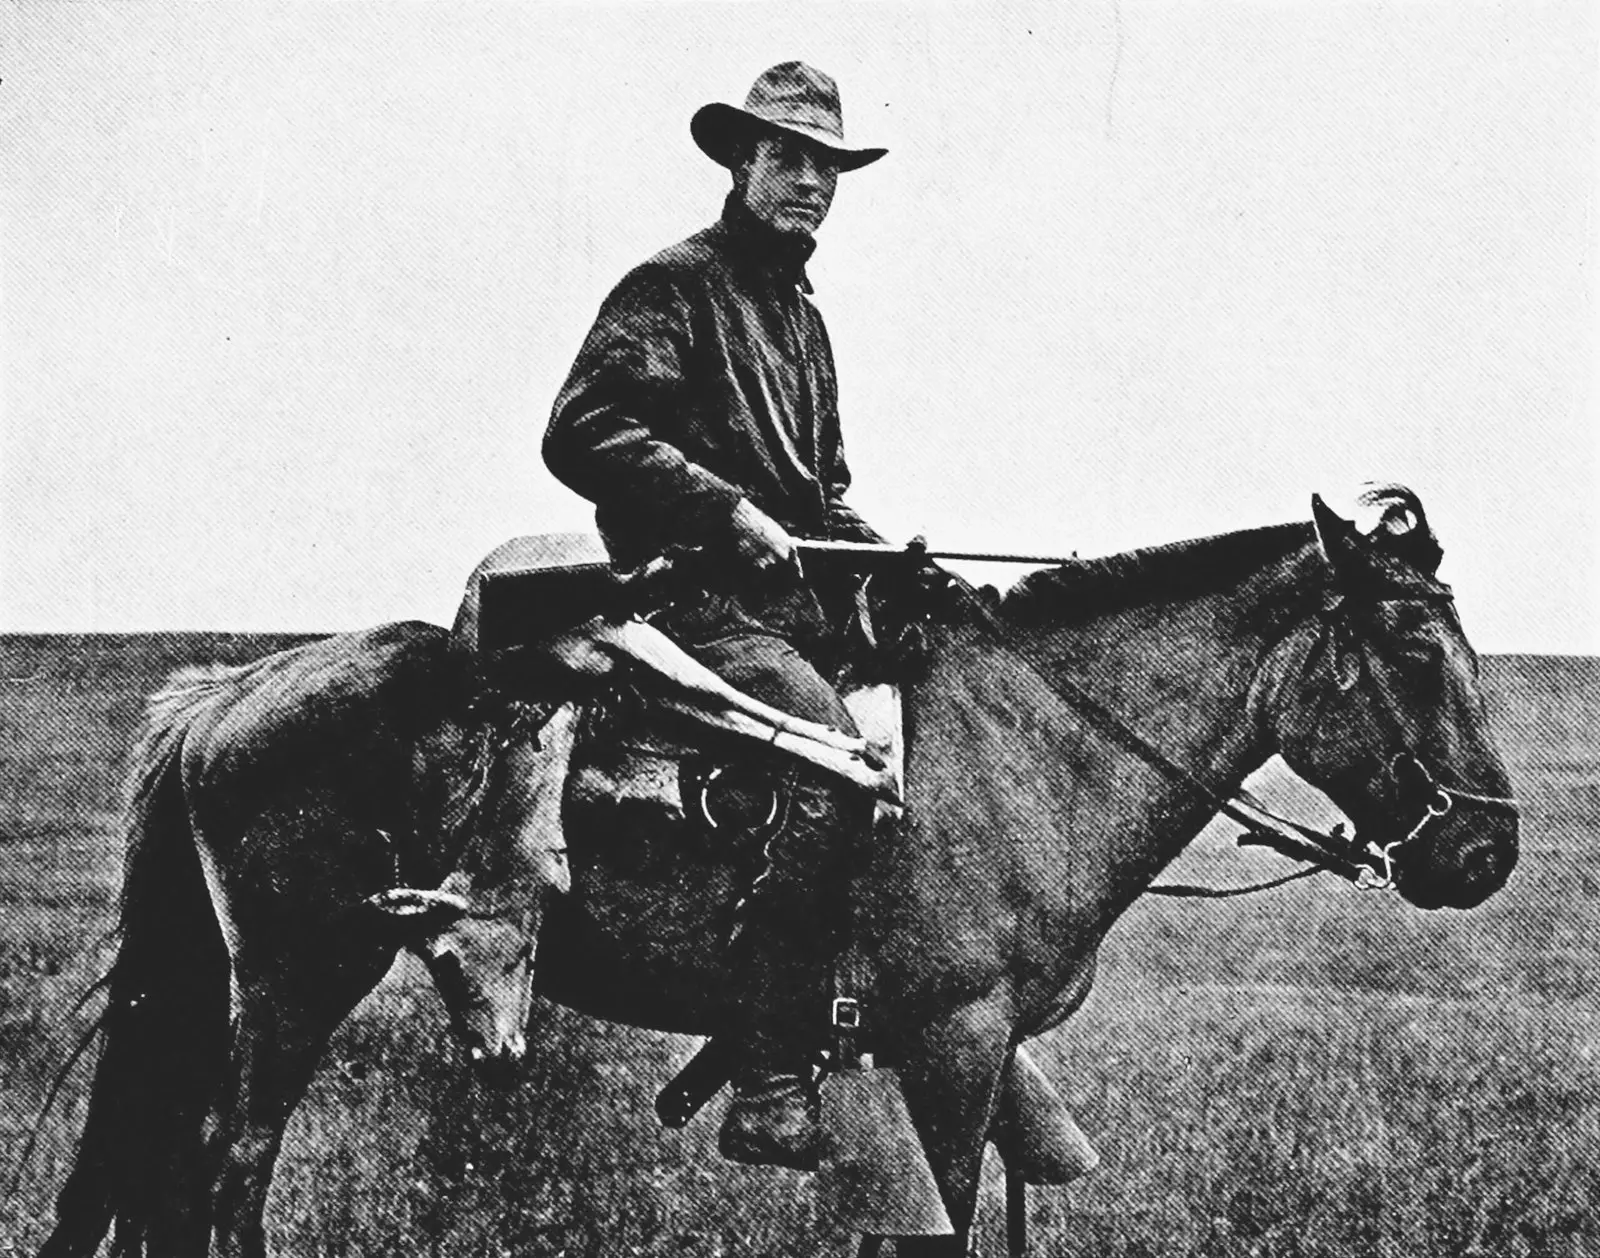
1,3,1595,1255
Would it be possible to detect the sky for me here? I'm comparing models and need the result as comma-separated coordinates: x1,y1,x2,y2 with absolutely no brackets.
1,1,1595,653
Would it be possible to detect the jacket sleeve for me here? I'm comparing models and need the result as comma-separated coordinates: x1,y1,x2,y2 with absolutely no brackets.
543,265,743,547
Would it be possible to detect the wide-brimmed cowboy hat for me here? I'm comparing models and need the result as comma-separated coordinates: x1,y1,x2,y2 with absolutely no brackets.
691,61,887,173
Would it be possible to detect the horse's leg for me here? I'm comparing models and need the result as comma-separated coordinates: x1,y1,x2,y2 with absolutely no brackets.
887,989,1016,1257
144,1130,220,1257
209,942,395,1258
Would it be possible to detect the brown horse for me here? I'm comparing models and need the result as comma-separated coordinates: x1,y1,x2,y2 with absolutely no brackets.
38,485,1518,1257
530,486,1518,1254
36,622,573,1258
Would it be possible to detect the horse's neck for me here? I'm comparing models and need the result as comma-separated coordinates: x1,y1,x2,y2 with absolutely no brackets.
1005,587,1286,929
1034,594,1272,781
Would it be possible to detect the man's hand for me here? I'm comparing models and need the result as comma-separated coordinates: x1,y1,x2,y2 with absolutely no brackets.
729,498,799,576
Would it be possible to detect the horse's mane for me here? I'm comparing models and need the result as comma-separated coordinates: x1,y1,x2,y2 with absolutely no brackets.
1000,522,1315,629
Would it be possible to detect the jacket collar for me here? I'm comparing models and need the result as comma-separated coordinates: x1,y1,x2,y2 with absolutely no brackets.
718,192,816,293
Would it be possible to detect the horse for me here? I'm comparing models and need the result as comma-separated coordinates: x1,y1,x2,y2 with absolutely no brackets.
526,485,1518,1254
39,484,1519,1257
36,621,574,1258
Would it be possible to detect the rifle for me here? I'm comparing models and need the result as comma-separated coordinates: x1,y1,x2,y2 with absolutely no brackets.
795,539,1079,567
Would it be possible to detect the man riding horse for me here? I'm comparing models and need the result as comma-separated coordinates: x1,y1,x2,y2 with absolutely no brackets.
542,61,889,1171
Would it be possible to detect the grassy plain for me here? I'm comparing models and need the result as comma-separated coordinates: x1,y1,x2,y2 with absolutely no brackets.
1,636,1596,1256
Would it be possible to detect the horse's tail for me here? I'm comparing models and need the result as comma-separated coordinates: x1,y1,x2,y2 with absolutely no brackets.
39,674,235,1258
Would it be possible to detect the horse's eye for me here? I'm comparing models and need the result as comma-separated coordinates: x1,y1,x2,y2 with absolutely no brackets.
1371,603,1447,666
1389,630,1444,666
1379,602,1429,636
1384,639,1449,705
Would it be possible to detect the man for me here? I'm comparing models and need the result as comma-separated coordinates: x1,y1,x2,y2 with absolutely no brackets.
543,61,887,1170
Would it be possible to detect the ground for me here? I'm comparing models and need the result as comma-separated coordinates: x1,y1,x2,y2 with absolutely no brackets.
1,635,1596,1256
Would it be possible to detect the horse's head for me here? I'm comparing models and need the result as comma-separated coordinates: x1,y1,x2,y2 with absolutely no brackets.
1251,485,1519,910
369,703,575,1075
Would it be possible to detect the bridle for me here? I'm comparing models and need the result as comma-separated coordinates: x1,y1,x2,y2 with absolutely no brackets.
1305,591,1520,891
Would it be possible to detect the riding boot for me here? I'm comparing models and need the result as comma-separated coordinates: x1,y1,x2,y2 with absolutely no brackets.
718,774,862,1171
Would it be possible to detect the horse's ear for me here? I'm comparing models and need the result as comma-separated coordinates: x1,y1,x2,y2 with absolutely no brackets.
1313,489,1444,583
1371,496,1443,577
1312,494,1363,580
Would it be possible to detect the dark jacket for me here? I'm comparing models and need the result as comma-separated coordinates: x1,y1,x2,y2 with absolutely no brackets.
544,195,882,569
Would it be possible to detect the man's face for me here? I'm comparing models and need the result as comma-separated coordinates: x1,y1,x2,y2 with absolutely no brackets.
738,132,840,238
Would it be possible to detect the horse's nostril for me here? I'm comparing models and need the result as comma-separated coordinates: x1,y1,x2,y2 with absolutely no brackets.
1462,836,1515,892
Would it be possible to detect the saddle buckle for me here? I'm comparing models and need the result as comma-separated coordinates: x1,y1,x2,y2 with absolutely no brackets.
831,996,862,1030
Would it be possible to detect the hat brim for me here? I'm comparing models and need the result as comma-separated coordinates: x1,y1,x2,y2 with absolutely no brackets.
691,102,886,173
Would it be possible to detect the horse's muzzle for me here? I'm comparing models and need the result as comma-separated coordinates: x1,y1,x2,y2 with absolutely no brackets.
1395,817,1518,910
